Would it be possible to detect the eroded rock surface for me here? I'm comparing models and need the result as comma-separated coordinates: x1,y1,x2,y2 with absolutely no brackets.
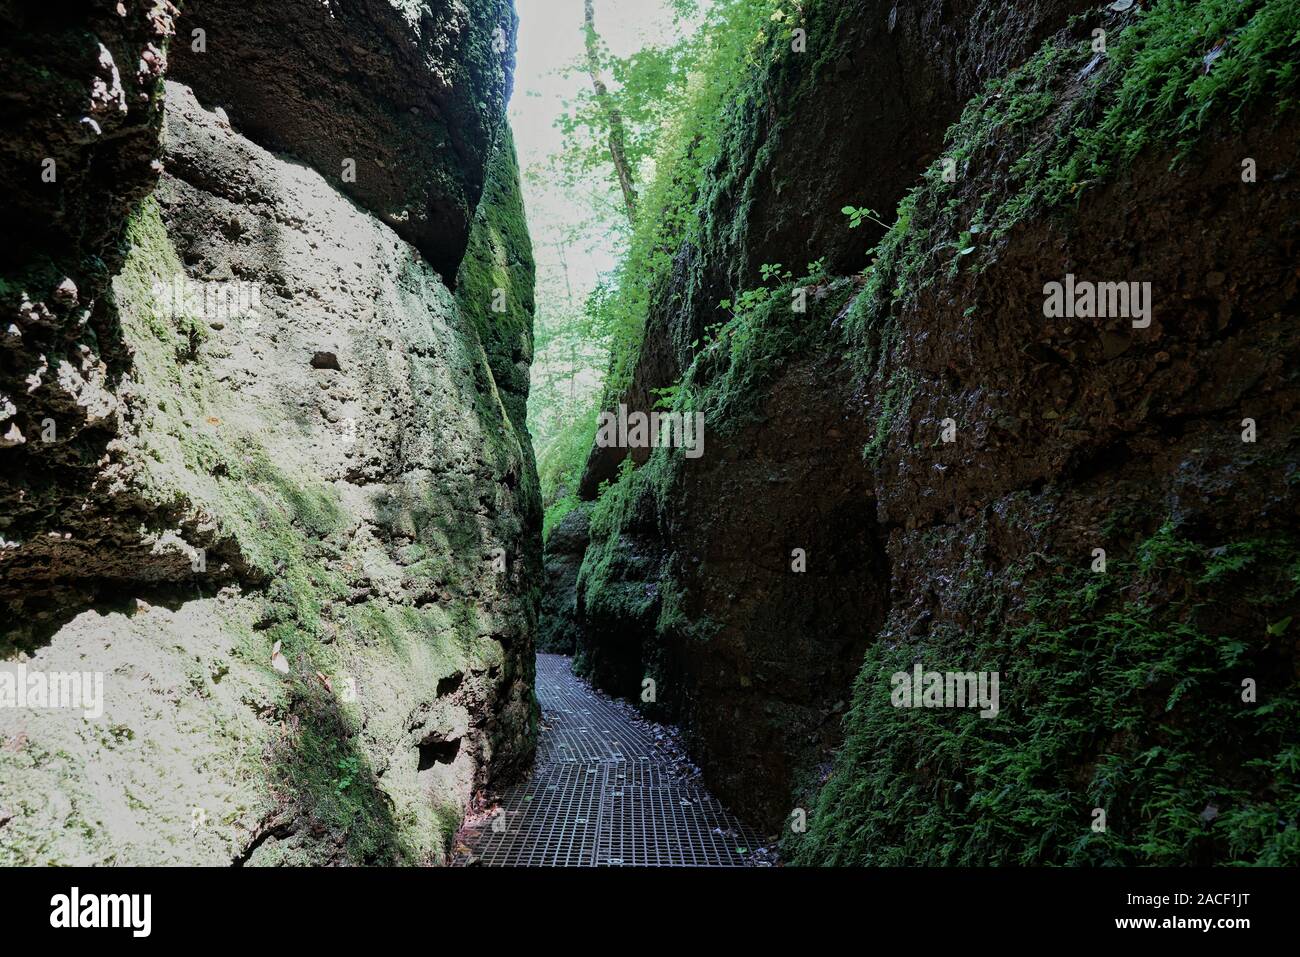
170,0,518,279
0,1,180,639
1,2,538,865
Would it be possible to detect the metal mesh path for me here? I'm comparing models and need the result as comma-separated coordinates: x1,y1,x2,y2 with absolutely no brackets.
461,653,763,866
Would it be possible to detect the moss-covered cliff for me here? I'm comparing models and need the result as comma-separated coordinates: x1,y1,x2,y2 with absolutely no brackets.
0,0,538,865
562,0,1300,863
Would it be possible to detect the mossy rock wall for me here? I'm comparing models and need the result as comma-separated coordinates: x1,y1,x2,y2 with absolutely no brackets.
538,503,590,654
576,0,1300,860
577,0,1092,496
0,4,538,866
795,0,1300,865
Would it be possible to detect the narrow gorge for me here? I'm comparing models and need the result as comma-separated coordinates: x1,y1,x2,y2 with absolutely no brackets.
1,0,1297,873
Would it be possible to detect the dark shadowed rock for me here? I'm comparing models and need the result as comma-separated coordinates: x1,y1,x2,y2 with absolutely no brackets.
170,0,517,280
0,0,181,639
538,504,591,653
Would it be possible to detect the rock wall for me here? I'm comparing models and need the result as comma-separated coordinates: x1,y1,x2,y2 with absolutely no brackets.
537,504,589,654
564,0,1300,863
570,0,1094,828
0,0,538,865
578,0,1093,496
169,0,517,280
0,0,179,642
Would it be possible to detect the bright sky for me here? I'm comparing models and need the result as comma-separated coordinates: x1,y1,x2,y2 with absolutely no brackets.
510,0,684,310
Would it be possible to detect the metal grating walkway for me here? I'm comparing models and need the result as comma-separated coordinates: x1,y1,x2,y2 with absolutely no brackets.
460,654,763,866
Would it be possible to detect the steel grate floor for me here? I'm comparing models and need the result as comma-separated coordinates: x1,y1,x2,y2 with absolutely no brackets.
460,654,763,866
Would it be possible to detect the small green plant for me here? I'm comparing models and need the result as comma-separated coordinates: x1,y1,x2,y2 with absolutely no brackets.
652,383,683,410
804,257,829,282
792,524,1300,867
841,205,890,230
334,756,361,793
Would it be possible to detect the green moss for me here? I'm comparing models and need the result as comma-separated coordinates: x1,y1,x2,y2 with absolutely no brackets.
683,271,856,433
114,197,469,865
860,369,917,467
542,492,581,542
792,524,1300,866
849,0,1300,317
455,125,535,438
655,574,718,645
578,450,676,607
538,413,598,510
266,692,408,865
432,800,465,853
579,460,660,624
119,195,209,353
834,0,1299,462
575,440,726,706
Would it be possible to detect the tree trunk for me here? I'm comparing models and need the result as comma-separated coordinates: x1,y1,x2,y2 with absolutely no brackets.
583,0,638,224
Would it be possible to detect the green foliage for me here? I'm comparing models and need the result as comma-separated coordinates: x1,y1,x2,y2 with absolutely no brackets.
456,127,535,434
937,0,1300,249
789,0,1300,867
538,412,598,507
685,266,852,432
841,205,889,231
834,0,1300,439
334,755,362,793
546,0,1300,514
555,38,695,195
860,371,916,467
534,0,781,508
792,526,1300,866
577,457,663,627
542,492,582,542
268,691,406,864
567,0,786,397
549,0,1300,868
